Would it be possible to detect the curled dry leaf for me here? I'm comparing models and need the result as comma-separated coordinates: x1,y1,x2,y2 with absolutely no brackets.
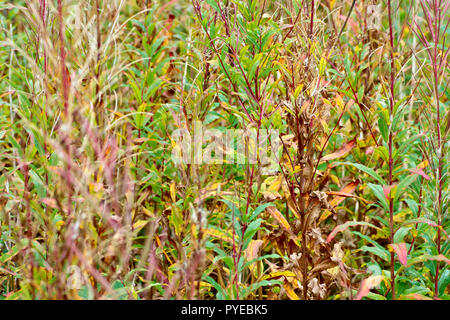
319,181,359,223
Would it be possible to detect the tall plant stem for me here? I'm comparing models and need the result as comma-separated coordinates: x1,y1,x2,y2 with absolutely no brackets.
430,0,443,299
387,0,396,300
95,0,103,125
57,0,69,117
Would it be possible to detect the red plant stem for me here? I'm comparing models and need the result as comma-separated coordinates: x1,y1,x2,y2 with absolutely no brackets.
95,0,102,124
283,0,304,41
414,0,445,298
408,175,423,255
57,0,69,116
387,0,396,300
38,0,49,190
310,0,315,39
57,0,73,232
191,0,255,123
309,100,349,188
231,195,239,299
23,163,32,239
430,0,443,298
346,81,379,146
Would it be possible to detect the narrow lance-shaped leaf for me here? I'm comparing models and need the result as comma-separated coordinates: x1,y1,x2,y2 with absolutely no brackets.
327,221,380,243
389,243,408,266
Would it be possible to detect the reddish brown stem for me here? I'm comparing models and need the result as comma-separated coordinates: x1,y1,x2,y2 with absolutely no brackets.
387,0,396,300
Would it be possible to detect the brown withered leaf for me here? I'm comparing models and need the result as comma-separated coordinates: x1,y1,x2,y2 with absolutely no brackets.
267,206,293,236
245,240,264,276
310,258,336,275
245,240,264,262
319,181,359,223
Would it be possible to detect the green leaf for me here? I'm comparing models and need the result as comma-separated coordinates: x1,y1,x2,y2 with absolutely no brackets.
29,169,46,198
367,183,389,211
220,199,242,220
394,174,417,202
243,254,281,270
357,85,364,103
361,245,390,261
243,219,262,249
366,292,387,300
404,199,418,216
240,279,282,299
438,270,450,296
339,162,385,185
248,203,273,222
377,111,389,143
394,227,411,244
353,231,389,255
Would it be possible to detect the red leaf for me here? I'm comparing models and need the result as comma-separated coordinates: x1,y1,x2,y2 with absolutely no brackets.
41,198,58,208
320,138,356,162
390,243,408,266
365,146,374,155
382,184,395,200
327,221,378,243
329,181,359,207
409,168,430,180
356,275,384,300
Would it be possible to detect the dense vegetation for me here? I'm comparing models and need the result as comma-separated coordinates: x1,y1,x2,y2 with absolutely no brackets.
0,0,448,300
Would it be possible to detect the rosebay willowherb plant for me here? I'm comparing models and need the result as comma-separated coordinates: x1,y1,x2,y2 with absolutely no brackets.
0,0,448,300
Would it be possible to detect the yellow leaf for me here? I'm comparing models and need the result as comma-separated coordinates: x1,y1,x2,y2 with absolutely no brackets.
205,228,236,243
170,182,176,202
284,282,300,300
55,220,65,230
335,94,345,110
400,293,432,300
327,266,340,278
133,220,149,232
142,207,155,218
294,84,304,98
418,160,428,169
393,211,407,223
267,175,282,192
245,240,263,262
330,0,337,10
263,270,296,280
